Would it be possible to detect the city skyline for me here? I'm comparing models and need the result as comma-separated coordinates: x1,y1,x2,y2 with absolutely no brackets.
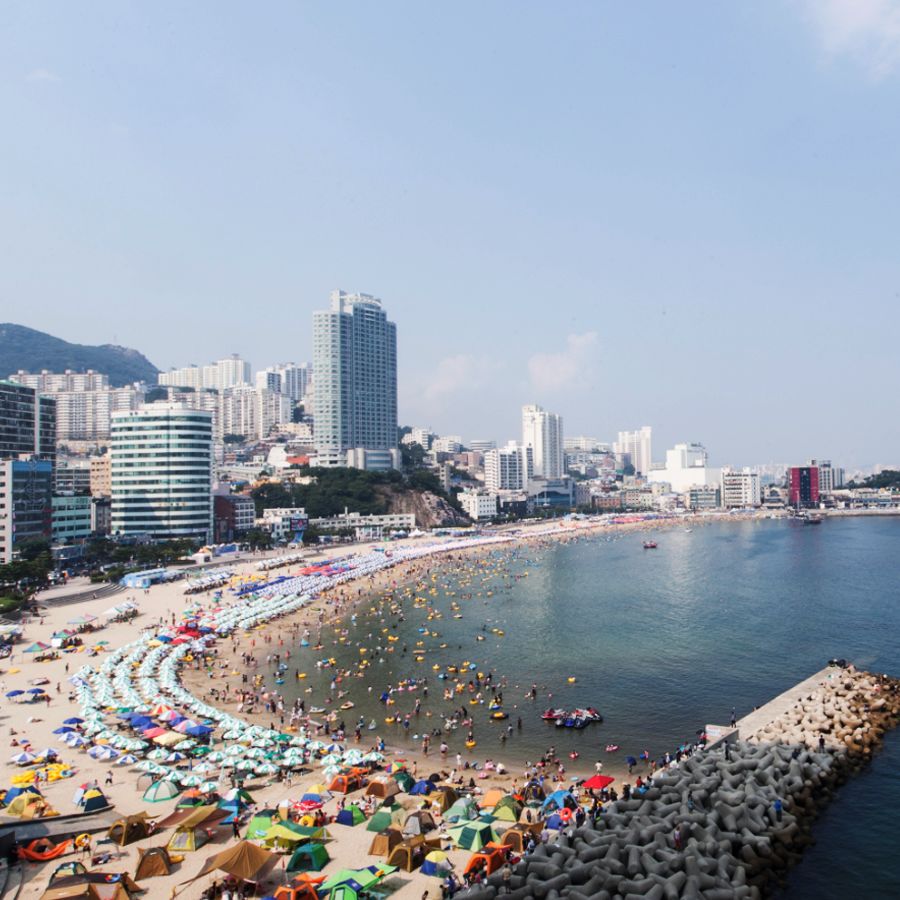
4,3,900,466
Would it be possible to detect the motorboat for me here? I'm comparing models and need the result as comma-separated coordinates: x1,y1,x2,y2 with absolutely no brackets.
643,541,658,549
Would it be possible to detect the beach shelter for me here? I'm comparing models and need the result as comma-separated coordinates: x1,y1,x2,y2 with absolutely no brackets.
479,788,506,809
445,796,479,823
320,865,397,900
501,823,541,853
365,805,403,833
81,788,110,813
47,862,88,885
387,836,438,872
367,828,403,858
107,814,151,847
142,780,179,803
402,810,436,836
448,820,498,851
430,786,458,813
541,790,576,814
521,782,545,803
6,793,56,818
364,777,399,801
421,850,453,877
273,873,325,900
545,813,566,831
582,774,615,791
463,842,508,877
263,821,313,850
246,810,277,840
286,841,329,873
221,787,254,806
328,773,363,794
184,840,279,886
335,804,366,827
134,846,176,880
393,770,415,792
167,826,206,853
409,779,434,796
492,796,523,822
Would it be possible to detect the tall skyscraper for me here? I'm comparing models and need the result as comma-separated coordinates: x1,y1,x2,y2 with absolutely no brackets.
484,444,534,491
614,426,652,476
313,291,397,467
110,404,213,540
521,404,564,479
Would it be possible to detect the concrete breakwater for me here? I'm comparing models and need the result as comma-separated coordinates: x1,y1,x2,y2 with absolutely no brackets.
461,665,900,900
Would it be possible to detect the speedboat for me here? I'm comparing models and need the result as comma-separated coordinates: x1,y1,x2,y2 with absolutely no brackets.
643,541,658,549
541,708,568,721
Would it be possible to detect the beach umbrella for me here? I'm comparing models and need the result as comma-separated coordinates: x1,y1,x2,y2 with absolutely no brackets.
5,690,23,698
28,687,46,694
63,717,85,725
9,752,36,765
116,754,138,766
53,726,75,735
582,774,615,791
200,780,219,793
206,752,226,763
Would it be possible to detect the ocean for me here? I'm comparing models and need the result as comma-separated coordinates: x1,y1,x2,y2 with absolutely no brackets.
277,516,900,898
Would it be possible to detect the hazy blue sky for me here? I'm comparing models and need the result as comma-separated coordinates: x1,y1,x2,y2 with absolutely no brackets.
3,2,899,468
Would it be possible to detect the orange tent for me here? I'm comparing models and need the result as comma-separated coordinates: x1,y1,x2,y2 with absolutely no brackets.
273,873,325,900
463,842,509,877
479,788,506,809
328,773,363,794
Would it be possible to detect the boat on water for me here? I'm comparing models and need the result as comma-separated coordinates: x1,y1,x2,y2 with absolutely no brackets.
643,541,658,549
543,707,603,729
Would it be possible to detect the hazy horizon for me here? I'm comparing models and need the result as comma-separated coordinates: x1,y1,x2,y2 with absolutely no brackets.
3,2,899,468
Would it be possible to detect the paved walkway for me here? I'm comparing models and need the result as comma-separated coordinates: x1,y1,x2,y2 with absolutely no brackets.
736,666,838,739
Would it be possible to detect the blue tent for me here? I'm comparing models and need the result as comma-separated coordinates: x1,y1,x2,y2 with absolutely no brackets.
541,790,576,813
410,780,434,795
4,785,41,805
545,813,565,830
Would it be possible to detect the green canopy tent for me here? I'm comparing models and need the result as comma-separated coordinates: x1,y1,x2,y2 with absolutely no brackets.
448,820,498,852
445,796,479,823
492,796,523,822
335,804,366,827
246,811,279,840
393,771,415,793
320,865,398,900
287,842,329,873
366,805,403,833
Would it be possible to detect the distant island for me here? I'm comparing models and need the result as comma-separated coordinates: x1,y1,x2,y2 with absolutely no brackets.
0,323,159,386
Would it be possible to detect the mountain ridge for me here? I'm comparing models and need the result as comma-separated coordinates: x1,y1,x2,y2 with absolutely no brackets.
0,323,159,387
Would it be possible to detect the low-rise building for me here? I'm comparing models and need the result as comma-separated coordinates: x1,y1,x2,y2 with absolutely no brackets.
720,467,761,508
685,486,720,511
310,510,416,540
214,494,256,541
259,507,309,542
458,490,498,521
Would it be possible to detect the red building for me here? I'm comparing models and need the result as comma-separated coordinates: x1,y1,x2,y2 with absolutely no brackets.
789,466,820,508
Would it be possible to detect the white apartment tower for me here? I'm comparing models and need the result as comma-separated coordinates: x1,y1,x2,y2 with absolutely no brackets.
158,355,251,391
484,444,534,492
110,404,213,541
313,291,397,466
521,404,564,479
614,426,653,475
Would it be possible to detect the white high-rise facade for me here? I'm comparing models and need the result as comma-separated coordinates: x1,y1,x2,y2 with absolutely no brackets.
158,355,251,391
614,426,653,475
484,444,534,491
521,405,564,479
313,291,397,467
257,363,310,403
720,467,761,508
110,404,213,541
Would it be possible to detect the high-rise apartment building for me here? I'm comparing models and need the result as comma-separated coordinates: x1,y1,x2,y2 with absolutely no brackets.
256,363,310,403
484,444,534,492
789,466,820,508
521,405,564,479
158,355,251,391
0,457,54,563
313,291,397,467
614,426,652,475
807,459,843,495
720,467,761,508
0,381,57,463
110,404,213,541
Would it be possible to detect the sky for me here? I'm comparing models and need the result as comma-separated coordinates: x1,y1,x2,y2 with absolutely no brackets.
2,1,900,469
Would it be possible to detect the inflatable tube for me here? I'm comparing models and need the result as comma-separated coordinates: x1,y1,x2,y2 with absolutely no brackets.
19,839,72,861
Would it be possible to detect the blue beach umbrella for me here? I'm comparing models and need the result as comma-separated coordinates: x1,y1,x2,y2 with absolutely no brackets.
63,717,85,725
5,690,23,697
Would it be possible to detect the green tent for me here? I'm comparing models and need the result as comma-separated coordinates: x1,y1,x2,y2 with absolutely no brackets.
265,821,312,850
448,820,498,851
322,865,398,899
246,812,277,840
143,780,180,803
492,796,523,822
287,841,330,873
393,771,415,792
445,796,478,823
366,805,403,833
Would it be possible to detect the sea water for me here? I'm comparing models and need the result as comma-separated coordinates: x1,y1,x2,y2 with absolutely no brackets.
279,517,900,898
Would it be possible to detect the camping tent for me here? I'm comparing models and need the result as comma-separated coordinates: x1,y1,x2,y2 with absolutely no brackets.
402,810,436,836
328,773,363,794
264,821,314,851
492,796,523,822
167,826,207,853
286,842,329,873
479,788,506,809
184,841,279,886
421,850,453,877
409,779,433,796
320,865,397,900
367,828,403,858
107,815,151,847
273,873,324,900
463,842,508,877
134,847,176,880
541,790,576,814
366,805,403,833
335,804,366,827
80,789,110,814
142,780,179,803
48,862,87,885
445,796,478,823
448,821,498,851
364,778,400,801
246,811,278,840
500,823,541,853
386,836,441,872
393,771,415,792
520,782,545,803
430,786,458,813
